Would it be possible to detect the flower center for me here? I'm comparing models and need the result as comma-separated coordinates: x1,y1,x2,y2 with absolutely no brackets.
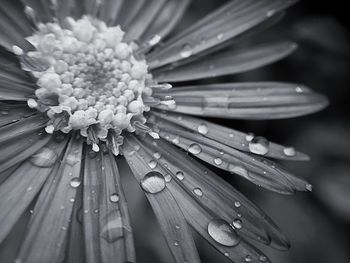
17,16,163,153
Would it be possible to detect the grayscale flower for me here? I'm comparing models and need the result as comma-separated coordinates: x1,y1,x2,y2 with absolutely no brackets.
0,0,328,263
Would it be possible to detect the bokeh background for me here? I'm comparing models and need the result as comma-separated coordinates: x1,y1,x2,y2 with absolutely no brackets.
118,1,350,262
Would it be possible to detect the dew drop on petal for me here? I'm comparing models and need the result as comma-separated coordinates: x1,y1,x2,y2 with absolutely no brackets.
148,159,157,169
180,44,193,58
176,171,185,181
214,157,223,165
197,124,208,135
259,255,268,262
193,188,203,197
306,184,313,192
188,143,202,155
140,171,166,194
245,133,254,142
164,174,172,183
232,218,243,230
30,147,58,168
65,153,80,166
245,255,252,262
101,210,124,243
249,136,269,155
153,152,161,159
234,201,241,208
70,177,81,188
224,252,229,257
207,219,240,247
110,193,119,203
283,147,296,157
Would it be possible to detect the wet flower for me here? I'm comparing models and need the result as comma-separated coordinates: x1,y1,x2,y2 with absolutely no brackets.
0,0,328,263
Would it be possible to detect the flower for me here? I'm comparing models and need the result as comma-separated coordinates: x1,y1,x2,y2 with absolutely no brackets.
0,0,328,263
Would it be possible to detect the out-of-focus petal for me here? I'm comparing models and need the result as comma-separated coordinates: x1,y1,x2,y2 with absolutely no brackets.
98,0,124,26
0,138,68,243
0,103,35,127
21,0,54,24
147,0,298,68
83,148,135,263
154,82,329,119
153,42,297,82
149,110,309,161
17,136,83,263
123,135,201,263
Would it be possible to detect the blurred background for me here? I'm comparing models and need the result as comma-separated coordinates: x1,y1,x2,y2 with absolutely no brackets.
119,1,350,262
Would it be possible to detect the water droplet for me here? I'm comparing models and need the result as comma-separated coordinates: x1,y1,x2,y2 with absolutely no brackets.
26,186,33,192
164,174,172,183
283,147,296,157
306,184,313,191
153,152,161,159
172,136,180,144
70,177,81,188
232,219,243,229
245,255,252,262
175,225,180,230
176,171,185,181
193,188,203,197
69,198,75,203
148,160,157,169
214,157,223,165
259,255,267,262
174,241,179,246
101,210,124,243
30,147,58,168
217,33,224,40
207,219,240,247
249,136,269,155
296,86,303,93
110,193,119,203
197,124,208,135
66,153,80,166
229,133,234,138
180,44,193,58
245,133,254,142
140,171,166,194
224,252,229,257
234,201,241,208
267,9,277,17
188,143,202,155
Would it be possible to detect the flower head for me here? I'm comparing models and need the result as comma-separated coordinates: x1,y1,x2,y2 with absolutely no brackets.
0,0,328,263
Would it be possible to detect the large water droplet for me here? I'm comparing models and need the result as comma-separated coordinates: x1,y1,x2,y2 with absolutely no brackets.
283,147,296,157
101,211,124,243
207,219,241,247
140,171,166,194
70,177,81,188
110,193,119,203
193,188,203,197
197,124,208,135
176,171,185,181
180,44,193,58
232,218,243,229
65,153,80,166
234,201,241,208
249,136,269,155
30,147,58,168
188,143,202,155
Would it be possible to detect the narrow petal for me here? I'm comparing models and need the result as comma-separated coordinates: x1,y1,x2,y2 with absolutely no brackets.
123,135,201,263
0,138,68,243
0,114,47,144
122,135,271,262
0,131,51,173
140,136,291,250
154,82,329,119
17,136,83,263
147,0,298,68
115,0,147,30
21,0,54,24
153,42,297,82
149,110,309,161
54,0,85,23
151,125,309,194
124,0,167,42
0,103,35,127
83,148,135,263
141,0,191,43
98,0,124,26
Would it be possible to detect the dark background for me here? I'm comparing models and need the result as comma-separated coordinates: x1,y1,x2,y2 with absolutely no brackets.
123,1,350,263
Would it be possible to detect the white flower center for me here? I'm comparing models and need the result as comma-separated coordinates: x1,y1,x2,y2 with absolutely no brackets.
18,16,156,152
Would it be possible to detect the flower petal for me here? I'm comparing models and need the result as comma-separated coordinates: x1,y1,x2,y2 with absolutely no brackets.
123,135,271,262
115,0,147,30
154,82,329,119
83,148,136,263
139,136,291,250
21,0,54,24
149,110,309,161
123,135,201,263
124,0,167,42
98,0,124,26
0,103,34,127
17,136,83,263
141,0,191,43
0,138,68,243
153,42,297,82
152,125,309,194
147,0,298,68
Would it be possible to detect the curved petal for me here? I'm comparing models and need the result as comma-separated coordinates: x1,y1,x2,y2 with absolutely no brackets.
154,82,329,119
153,42,297,82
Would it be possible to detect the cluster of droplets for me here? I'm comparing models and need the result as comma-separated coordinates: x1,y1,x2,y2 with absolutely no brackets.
17,16,158,152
